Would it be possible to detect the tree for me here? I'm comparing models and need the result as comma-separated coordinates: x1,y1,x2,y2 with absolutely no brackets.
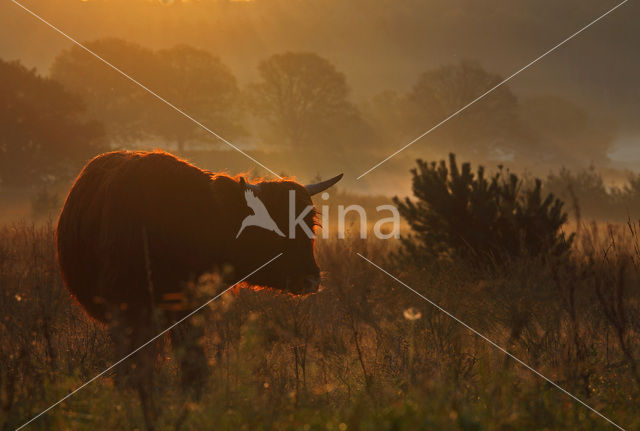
146,45,242,153
408,61,521,160
51,39,242,152
0,59,105,186
248,52,357,150
50,38,156,143
519,95,615,166
393,154,572,266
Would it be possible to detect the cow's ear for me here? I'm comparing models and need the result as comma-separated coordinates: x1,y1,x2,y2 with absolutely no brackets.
239,177,261,194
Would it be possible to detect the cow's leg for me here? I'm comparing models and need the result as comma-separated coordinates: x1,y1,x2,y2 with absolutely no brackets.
170,318,210,399
131,309,162,431
109,309,159,431
133,333,159,431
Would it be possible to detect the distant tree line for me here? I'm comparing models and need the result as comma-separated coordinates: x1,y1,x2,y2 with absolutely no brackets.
0,60,105,186
363,61,614,165
50,40,243,153
0,37,621,190
2,39,378,187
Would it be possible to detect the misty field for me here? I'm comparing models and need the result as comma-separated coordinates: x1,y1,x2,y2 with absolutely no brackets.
1,220,639,431
3,0,640,429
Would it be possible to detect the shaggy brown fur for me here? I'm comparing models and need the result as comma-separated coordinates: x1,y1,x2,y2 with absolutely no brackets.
56,150,321,429
57,150,320,320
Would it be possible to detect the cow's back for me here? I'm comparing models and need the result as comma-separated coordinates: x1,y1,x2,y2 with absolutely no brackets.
57,151,233,322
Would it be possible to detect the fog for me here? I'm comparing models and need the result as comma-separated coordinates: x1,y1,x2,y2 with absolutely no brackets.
1,0,639,197
4,5,640,428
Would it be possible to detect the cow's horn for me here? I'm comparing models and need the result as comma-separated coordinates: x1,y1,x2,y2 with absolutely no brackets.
305,174,343,196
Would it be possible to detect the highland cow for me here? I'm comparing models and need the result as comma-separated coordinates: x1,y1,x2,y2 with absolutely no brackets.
56,150,342,429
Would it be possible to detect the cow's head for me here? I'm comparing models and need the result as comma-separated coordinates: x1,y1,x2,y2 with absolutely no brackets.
233,174,343,295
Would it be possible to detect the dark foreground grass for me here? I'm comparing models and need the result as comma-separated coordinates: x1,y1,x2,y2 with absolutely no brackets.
1,221,639,430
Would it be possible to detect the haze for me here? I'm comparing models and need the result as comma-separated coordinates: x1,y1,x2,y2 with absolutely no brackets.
1,0,638,196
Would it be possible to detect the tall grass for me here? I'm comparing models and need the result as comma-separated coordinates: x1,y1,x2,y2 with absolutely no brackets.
0,221,638,430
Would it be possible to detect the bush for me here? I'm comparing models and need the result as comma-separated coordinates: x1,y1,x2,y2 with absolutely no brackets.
394,154,573,266
1,222,640,429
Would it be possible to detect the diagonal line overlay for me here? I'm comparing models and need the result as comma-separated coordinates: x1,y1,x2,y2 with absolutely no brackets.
357,253,626,431
357,0,629,179
10,0,282,179
15,253,283,431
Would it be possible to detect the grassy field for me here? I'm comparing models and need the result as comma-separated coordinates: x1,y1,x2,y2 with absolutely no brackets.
1,220,639,430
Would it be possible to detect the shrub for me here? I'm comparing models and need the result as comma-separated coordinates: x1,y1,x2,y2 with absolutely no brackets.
393,154,573,266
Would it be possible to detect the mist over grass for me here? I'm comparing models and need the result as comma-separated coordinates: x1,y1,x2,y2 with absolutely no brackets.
2,2,640,429
3,0,640,196
1,220,639,430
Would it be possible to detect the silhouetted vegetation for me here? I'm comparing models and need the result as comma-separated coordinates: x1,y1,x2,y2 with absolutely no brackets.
408,62,520,160
247,52,377,163
544,166,640,222
2,1,640,429
1,220,639,430
0,39,631,199
0,59,105,187
394,155,572,266
519,96,615,164
51,40,243,153
248,52,354,148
